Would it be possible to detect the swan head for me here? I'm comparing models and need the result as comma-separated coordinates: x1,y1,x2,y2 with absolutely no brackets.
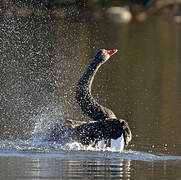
94,49,118,64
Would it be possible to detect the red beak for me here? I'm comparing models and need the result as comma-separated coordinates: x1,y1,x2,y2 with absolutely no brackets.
105,49,118,56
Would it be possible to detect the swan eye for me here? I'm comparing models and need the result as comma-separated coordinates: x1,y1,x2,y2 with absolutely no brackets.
95,50,103,58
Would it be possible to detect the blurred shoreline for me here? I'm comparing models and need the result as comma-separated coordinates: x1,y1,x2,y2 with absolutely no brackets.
1,0,181,23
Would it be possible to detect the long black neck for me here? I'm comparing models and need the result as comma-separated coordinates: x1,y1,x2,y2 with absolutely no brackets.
75,57,116,121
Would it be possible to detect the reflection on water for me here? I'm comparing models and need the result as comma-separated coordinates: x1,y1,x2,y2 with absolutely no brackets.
0,149,181,180
0,2,181,180
0,153,131,179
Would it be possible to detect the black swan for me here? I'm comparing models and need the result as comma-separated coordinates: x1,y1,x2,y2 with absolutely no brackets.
49,49,132,149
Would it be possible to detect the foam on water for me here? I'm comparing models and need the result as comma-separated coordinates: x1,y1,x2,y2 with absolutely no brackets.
98,135,124,152
0,140,181,162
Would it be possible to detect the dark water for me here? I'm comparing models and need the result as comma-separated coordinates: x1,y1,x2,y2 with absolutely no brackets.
0,4,181,180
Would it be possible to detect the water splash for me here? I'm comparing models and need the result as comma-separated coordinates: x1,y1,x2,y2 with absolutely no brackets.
31,106,65,142
0,140,181,162
98,135,125,152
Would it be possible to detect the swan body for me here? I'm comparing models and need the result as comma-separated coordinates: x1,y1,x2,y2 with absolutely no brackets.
49,49,132,150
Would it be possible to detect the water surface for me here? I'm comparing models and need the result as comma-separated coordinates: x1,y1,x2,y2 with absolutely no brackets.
0,5,181,180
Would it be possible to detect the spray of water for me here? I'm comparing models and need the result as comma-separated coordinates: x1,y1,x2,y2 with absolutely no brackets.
0,1,126,153
30,106,64,141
